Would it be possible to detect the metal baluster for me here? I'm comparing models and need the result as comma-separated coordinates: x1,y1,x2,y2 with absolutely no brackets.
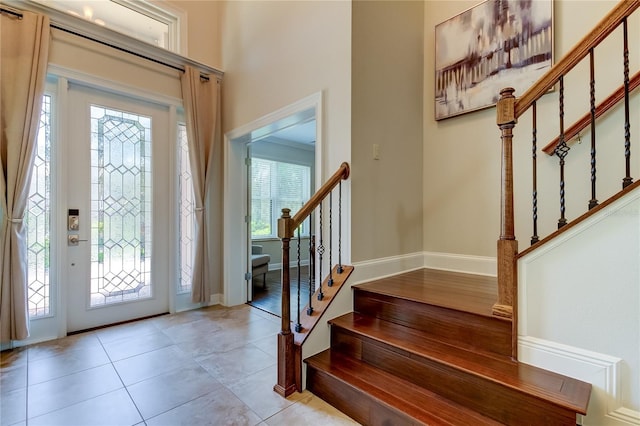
554,76,570,229
338,180,343,273
531,101,539,245
328,191,333,287
589,49,599,209
295,227,302,332
622,18,633,188
317,202,324,301
307,228,315,316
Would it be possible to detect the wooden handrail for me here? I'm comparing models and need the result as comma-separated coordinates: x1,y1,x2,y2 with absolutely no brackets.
515,0,640,118
542,70,640,155
278,162,350,239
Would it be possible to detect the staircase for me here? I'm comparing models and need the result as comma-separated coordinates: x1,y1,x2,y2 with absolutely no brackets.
282,2,637,418
304,268,592,425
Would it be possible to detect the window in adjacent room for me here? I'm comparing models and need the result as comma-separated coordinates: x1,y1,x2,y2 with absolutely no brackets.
251,158,311,239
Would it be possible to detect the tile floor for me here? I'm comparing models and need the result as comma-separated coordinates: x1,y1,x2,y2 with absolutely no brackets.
1,304,360,426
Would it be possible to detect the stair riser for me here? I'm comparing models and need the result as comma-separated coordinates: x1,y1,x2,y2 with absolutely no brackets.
332,327,577,426
306,366,419,426
354,289,511,357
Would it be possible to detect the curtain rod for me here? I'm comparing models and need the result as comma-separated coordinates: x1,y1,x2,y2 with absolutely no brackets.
1,6,22,18
0,6,214,82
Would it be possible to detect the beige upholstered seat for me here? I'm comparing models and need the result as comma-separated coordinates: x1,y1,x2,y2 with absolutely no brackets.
251,245,270,288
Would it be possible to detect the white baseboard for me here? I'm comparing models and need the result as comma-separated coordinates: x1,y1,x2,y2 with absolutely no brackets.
268,260,310,272
519,336,638,426
607,407,640,425
423,251,496,276
209,293,222,306
349,251,496,285
3,335,60,349
350,252,425,285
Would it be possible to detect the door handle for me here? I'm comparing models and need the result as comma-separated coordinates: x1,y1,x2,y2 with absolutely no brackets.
68,235,88,246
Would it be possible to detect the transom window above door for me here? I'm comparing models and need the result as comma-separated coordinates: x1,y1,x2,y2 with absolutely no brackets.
31,0,184,52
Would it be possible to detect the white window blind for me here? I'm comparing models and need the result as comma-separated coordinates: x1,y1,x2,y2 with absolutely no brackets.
251,158,311,238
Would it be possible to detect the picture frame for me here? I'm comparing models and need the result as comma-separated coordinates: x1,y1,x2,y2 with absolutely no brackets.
435,0,553,121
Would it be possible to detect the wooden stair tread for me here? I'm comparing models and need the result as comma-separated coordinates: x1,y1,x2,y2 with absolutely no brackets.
330,312,591,415
353,268,498,317
306,349,503,426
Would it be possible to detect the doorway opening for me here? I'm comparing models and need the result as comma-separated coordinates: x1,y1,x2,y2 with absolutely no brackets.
247,120,315,316
223,93,323,312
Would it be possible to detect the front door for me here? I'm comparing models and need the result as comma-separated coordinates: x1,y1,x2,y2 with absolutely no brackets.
66,85,170,332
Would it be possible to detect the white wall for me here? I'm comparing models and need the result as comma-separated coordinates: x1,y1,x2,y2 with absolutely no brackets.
518,187,640,424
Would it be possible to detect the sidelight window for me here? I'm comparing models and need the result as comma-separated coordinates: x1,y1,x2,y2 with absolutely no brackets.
27,95,52,318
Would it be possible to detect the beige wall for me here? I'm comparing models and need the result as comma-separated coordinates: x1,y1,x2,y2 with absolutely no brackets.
219,0,352,177
218,0,352,283
351,0,424,262
166,0,222,69
423,0,640,257
48,29,183,101
188,0,637,278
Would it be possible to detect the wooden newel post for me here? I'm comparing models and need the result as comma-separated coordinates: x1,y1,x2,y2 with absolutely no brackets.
493,88,518,332
274,208,296,397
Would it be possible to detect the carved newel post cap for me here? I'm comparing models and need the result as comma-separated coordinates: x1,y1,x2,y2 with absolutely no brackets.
278,208,293,239
500,87,516,98
497,87,517,126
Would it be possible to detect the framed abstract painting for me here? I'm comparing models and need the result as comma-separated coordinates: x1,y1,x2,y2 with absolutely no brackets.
435,0,553,120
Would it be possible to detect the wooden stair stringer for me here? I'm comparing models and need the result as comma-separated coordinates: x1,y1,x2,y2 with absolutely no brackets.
519,179,640,259
291,265,354,346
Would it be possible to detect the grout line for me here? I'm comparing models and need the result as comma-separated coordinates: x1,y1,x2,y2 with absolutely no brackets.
97,334,146,424
14,305,358,425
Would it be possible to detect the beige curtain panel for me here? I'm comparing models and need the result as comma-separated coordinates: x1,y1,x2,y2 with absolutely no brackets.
1,11,51,342
180,66,221,304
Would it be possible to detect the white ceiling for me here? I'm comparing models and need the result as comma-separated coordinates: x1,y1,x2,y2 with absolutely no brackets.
269,120,316,146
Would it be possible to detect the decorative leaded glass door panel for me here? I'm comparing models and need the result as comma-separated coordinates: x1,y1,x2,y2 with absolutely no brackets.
67,85,170,332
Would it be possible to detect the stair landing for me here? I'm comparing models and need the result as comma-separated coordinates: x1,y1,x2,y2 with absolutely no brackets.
353,268,498,317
